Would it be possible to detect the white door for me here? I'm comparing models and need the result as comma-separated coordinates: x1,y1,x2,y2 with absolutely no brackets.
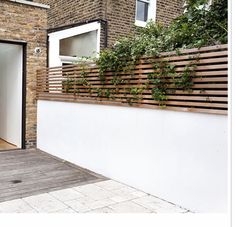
0,43,23,148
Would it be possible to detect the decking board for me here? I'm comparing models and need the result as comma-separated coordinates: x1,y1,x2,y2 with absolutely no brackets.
0,149,106,202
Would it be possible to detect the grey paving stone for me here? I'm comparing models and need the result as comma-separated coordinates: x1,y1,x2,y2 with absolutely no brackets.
0,199,37,213
23,193,68,212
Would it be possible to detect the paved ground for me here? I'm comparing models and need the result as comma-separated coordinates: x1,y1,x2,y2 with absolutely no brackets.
0,180,190,213
0,149,105,203
0,149,190,213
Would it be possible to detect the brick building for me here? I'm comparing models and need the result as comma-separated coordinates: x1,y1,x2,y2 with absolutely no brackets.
0,0,183,149
40,0,183,44
37,0,184,67
0,0,48,149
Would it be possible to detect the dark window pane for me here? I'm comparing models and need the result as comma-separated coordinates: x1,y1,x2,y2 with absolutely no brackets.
136,0,149,22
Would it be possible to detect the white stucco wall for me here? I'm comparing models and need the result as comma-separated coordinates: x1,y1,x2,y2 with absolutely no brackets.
0,44,22,147
37,100,228,212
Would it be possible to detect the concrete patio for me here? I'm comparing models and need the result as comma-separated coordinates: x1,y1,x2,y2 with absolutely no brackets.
0,149,190,213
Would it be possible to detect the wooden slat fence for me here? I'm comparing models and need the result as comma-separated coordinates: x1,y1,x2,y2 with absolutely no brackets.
37,44,228,115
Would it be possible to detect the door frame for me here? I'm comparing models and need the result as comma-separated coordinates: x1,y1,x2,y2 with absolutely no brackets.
0,39,27,149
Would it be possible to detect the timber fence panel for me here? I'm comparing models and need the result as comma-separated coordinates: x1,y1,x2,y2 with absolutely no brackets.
37,44,228,115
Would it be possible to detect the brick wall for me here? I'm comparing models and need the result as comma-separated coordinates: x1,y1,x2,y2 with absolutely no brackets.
103,0,136,47
0,0,48,148
156,0,184,25
104,0,184,47
37,0,103,29
37,0,183,48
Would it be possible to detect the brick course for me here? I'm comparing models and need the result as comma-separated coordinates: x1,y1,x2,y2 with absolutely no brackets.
157,0,184,25
38,0,183,48
0,0,48,148
38,0,103,28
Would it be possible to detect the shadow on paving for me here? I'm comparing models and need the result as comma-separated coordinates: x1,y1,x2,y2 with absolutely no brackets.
0,149,106,203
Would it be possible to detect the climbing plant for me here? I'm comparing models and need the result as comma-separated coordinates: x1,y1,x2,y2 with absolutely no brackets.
64,0,227,106
93,0,227,105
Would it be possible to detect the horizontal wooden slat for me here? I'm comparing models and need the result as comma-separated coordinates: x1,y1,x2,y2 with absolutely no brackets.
157,44,228,57
38,92,227,102
37,76,227,85
37,71,228,82
37,89,227,96
36,44,228,115
38,64,227,78
37,96,228,115
157,51,228,62
37,83,228,90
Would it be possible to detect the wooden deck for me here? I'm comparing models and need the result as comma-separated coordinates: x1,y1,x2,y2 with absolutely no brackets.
0,149,106,203
0,138,17,151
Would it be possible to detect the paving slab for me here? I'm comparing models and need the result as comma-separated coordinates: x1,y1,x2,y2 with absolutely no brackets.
0,180,190,213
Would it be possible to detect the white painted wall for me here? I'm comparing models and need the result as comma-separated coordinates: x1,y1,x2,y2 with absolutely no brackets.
0,44,22,147
37,100,228,212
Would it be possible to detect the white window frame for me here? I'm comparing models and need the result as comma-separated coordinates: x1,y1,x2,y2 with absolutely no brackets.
135,0,157,27
48,22,101,67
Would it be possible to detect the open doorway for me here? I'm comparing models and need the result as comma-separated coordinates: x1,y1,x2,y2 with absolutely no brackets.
0,41,26,151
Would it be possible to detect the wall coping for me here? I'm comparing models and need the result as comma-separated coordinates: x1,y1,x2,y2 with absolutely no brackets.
9,0,50,9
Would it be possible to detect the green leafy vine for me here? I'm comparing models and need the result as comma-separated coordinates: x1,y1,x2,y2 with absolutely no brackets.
62,0,226,107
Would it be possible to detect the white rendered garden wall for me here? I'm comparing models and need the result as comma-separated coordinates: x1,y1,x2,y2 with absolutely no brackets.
37,100,228,212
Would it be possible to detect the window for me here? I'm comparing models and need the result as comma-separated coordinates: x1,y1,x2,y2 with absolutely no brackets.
135,0,156,27
136,0,149,22
60,30,98,63
48,22,101,67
